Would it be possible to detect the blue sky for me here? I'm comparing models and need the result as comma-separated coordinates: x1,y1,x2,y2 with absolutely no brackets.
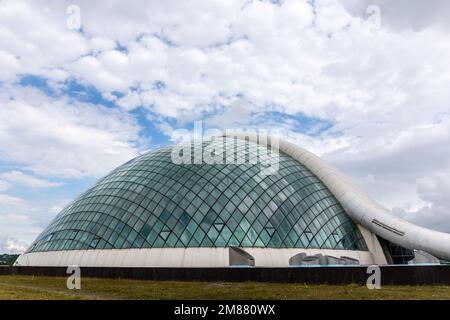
1,0,450,253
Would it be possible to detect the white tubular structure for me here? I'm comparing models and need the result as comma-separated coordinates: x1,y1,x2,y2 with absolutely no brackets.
225,132,450,261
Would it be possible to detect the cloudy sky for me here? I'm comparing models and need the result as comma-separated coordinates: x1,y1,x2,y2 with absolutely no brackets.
1,0,450,253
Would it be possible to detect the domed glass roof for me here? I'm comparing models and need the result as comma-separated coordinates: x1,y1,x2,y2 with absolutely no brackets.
27,137,367,253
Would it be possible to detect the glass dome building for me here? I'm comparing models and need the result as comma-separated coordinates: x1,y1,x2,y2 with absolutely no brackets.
15,133,450,267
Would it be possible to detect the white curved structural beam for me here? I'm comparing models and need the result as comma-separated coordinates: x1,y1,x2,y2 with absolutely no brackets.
225,132,450,261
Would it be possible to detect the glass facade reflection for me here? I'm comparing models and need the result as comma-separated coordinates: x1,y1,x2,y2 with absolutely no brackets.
27,137,367,253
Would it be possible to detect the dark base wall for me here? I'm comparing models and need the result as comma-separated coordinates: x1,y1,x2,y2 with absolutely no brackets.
1,265,450,285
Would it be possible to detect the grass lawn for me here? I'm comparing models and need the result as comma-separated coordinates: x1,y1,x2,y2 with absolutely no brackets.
0,275,450,300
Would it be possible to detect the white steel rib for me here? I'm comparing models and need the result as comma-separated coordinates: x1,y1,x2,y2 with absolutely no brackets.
225,132,450,261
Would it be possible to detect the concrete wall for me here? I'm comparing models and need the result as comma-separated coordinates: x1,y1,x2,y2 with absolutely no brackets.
15,247,375,267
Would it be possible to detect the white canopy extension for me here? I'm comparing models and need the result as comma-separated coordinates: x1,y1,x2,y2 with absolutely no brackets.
224,132,450,261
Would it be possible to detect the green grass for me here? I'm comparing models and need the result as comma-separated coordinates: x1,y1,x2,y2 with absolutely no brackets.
0,275,450,300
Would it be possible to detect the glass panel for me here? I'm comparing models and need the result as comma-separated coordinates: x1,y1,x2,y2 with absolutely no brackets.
27,137,368,253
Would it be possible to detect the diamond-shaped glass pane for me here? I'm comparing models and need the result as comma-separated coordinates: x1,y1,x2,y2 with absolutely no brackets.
26,137,368,253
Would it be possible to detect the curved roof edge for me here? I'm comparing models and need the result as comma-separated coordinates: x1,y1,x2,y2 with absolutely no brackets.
223,131,450,261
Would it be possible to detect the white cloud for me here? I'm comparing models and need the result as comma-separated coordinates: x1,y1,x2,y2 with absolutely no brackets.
0,236,28,254
0,194,43,252
391,171,450,233
340,0,450,31
0,171,64,188
0,86,144,178
0,0,450,239
0,180,11,192
48,206,62,214
0,0,88,82
0,194,27,207
1,0,449,123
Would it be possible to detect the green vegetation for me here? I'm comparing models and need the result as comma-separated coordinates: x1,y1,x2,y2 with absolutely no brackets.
0,254,19,266
0,275,450,300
